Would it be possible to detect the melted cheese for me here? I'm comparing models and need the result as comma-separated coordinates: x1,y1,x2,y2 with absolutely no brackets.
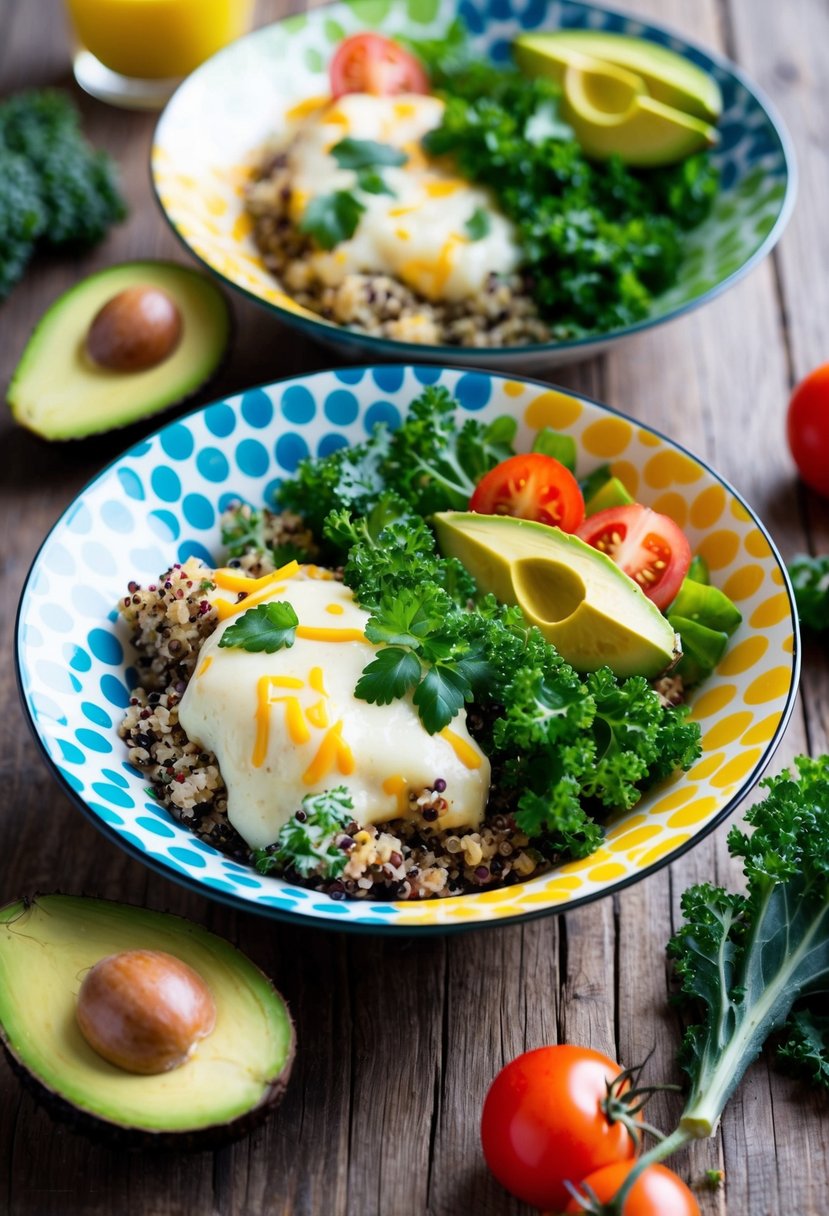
284,92,520,302
178,572,490,849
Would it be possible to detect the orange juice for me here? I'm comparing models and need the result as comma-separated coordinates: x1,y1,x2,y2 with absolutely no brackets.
66,0,254,80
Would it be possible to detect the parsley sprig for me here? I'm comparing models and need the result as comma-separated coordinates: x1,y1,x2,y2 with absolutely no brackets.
299,138,410,248
218,601,298,653
254,787,354,878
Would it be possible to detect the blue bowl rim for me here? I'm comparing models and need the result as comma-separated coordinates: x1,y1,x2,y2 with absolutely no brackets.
150,0,799,362
15,363,801,934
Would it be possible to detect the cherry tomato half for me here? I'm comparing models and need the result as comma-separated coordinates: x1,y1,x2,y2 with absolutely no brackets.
576,503,691,610
329,34,429,98
480,1045,638,1211
469,454,585,531
563,1160,700,1216
787,361,829,498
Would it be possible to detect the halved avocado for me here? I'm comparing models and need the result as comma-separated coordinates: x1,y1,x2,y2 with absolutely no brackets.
0,895,294,1147
433,511,678,678
514,30,722,122
7,261,231,440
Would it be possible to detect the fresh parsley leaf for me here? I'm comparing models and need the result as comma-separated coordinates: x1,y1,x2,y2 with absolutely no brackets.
299,190,365,250
356,168,395,195
254,787,354,879
464,206,491,241
218,601,298,653
355,647,422,704
331,137,408,170
412,663,472,733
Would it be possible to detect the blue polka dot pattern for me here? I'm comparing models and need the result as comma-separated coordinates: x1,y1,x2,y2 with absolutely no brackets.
275,431,309,472
281,384,315,423
364,401,401,433
151,465,182,502
241,389,274,429
198,448,230,482
324,389,359,425
236,438,270,477
205,402,236,437
160,423,195,461
182,493,215,530
149,508,181,540
15,365,794,933
117,468,144,500
455,372,492,412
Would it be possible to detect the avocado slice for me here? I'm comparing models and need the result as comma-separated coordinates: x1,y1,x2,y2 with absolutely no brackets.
584,475,635,516
433,511,678,678
513,38,718,165
0,895,294,1147
7,261,231,440
514,30,722,122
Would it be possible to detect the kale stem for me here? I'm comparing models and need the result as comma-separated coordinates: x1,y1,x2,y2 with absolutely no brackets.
609,1126,694,1213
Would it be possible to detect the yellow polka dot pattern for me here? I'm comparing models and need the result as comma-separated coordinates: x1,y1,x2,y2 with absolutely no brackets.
384,377,796,926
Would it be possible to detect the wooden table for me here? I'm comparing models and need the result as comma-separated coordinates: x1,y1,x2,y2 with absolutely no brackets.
1,0,827,1212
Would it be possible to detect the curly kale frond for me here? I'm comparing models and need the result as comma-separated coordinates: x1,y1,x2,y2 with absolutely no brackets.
277,423,394,538
666,756,829,1139
777,1008,829,1090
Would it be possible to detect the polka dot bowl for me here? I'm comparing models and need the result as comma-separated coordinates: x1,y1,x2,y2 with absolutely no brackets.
15,367,799,932
152,0,795,371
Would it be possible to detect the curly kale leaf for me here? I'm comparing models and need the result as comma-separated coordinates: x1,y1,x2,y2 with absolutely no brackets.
776,1008,829,1090
788,555,829,633
0,153,45,297
276,423,393,538
254,787,354,879
384,386,517,515
667,756,829,1138
421,69,716,337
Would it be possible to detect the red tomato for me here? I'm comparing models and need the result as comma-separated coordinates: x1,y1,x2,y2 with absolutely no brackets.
563,1160,700,1215
576,504,691,610
329,34,429,98
787,361,829,498
480,1045,638,1211
469,454,585,531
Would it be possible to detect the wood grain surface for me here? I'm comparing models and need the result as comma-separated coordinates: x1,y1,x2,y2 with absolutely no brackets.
1,0,827,1212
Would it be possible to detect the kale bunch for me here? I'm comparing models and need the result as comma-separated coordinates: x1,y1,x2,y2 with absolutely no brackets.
788,554,829,633
0,89,126,299
420,56,717,337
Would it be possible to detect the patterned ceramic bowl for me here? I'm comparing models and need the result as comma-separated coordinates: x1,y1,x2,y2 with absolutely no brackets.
16,367,799,932
152,0,795,371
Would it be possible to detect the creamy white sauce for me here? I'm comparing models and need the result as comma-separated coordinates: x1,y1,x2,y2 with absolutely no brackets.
284,92,520,302
178,571,491,849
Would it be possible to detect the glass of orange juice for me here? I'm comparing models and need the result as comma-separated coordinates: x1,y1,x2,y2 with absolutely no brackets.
65,0,255,109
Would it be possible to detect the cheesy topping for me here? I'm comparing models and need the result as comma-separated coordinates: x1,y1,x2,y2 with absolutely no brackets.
178,572,491,849
284,92,520,302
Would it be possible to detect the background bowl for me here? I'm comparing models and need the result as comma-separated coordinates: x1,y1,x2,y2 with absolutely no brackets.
16,367,799,931
152,0,795,370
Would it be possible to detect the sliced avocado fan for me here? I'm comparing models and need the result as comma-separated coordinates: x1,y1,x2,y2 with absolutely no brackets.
0,895,294,1147
7,261,231,440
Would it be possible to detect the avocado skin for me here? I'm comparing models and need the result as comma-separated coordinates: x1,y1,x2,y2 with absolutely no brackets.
0,895,295,1149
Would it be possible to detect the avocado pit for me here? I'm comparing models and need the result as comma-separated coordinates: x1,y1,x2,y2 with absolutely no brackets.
86,286,183,373
76,949,216,1074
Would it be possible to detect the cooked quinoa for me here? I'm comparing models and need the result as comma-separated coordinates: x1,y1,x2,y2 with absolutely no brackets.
118,512,565,901
245,156,551,349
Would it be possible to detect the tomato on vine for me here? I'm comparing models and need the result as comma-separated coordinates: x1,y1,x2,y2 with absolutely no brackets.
480,1045,642,1211
562,1160,700,1215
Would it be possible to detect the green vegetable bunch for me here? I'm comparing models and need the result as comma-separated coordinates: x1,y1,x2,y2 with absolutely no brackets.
788,554,829,632
272,386,701,856
594,756,829,1214
0,90,126,299
254,788,355,879
416,33,717,338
